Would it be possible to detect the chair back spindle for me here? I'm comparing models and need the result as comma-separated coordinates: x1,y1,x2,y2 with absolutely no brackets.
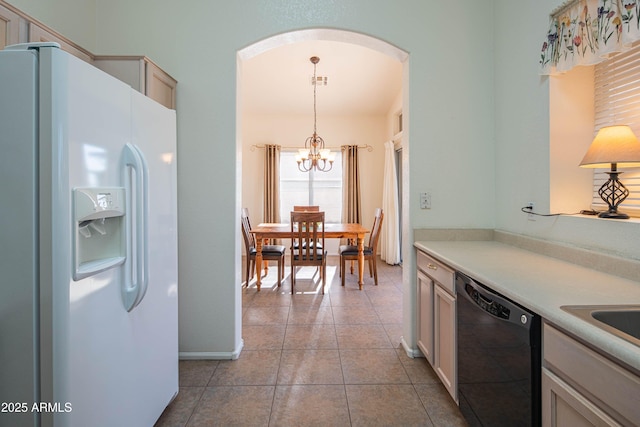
290,211,326,294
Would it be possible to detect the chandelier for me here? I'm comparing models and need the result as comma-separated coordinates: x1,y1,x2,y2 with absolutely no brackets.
296,56,335,172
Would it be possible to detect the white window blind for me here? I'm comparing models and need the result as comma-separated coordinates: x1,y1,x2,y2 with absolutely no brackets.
593,46,640,217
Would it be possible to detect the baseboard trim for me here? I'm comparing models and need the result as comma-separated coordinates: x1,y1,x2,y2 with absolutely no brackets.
179,339,244,360
400,336,423,358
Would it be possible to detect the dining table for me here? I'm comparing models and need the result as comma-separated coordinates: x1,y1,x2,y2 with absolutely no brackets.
250,222,370,291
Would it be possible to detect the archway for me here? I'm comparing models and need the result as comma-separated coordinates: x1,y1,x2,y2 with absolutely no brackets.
235,28,410,355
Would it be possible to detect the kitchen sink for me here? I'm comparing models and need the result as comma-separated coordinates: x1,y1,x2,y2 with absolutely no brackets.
561,305,640,347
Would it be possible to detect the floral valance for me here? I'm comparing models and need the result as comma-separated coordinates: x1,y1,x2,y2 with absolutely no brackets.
540,0,640,74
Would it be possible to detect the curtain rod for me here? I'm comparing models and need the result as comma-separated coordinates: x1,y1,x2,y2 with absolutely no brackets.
250,144,373,152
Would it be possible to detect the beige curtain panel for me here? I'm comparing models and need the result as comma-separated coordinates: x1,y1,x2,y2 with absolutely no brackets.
341,145,362,225
263,144,281,223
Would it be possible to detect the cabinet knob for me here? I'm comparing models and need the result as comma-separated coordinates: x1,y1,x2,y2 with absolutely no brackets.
427,263,438,270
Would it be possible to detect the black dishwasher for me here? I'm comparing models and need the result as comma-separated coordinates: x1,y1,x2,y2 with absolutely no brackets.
456,272,541,427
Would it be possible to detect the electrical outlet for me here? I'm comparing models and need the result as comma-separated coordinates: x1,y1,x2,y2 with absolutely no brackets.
527,202,535,221
420,192,431,209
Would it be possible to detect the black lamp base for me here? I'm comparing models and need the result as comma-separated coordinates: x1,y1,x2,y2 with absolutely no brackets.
598,210,630,219
597,167,630,220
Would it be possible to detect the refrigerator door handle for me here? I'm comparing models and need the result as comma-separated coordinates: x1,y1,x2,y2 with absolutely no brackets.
121,143,149,312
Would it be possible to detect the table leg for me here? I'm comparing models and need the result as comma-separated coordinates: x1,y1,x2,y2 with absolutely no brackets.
357,234,365,290
255,236,263,291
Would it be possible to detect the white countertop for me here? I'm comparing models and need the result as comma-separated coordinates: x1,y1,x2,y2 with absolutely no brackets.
414,240,640,373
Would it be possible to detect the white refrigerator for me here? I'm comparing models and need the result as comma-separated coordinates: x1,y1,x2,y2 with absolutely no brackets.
0,43,178,427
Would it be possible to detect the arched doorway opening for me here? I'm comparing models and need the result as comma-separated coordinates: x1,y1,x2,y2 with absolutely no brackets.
235,28,410,354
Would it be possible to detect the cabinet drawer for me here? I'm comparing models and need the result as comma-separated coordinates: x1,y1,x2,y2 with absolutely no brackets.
543,323,640,426
417,250,454,293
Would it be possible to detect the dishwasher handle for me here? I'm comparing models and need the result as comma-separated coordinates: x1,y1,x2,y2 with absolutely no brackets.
455,272,535,331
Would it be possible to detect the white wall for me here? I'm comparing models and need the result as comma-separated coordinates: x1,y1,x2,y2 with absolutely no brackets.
7,0,502,356
494,0,640,259
11,0,640,360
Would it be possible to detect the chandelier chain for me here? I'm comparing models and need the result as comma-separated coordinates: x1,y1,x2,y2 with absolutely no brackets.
313,59,317,136
296,56,334,172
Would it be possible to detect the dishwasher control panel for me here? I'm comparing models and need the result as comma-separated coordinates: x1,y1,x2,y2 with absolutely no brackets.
466,284,511,320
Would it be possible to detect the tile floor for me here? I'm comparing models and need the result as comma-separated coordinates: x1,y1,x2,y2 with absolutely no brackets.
155,257,467,426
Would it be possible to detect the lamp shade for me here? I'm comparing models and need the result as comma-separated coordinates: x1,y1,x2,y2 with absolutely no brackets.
579,125,640,168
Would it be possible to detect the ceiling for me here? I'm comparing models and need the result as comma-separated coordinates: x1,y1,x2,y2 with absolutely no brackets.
241,40,403,116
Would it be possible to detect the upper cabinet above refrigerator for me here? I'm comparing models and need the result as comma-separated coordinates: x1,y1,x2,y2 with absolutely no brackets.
0,2,20,49
94,56,177,109
0,0,177,109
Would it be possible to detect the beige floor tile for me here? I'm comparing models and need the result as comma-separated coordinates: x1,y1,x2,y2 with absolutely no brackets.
245,278,285,293
328,288,373,307
247,289,292,307
187,386,274,426
372,305,403,324
178,360,219,387
395,349,441,384
242,306,290,325
365,287,402,303
332,304,380,324
242,325,286,350
287,305,334,324
208,350,281,386
289,292,330,307
242,291,257,306
335,324,393,349
382,323,404,348
163,261,468,426
414,383,467,426
346,384,433,427
155,386,204,427
269,385,350,426
340,349,410,384
277,349,343,385
283,324,338,349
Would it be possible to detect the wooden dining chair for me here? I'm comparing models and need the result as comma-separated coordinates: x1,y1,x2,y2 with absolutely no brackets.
241,208,286,287
339,208,384,287
291,205,322,250
290,211,326,294
293,205,320,212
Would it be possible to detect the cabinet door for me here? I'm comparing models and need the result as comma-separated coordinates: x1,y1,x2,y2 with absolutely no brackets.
0,3,20,49
94,57,177,109
417,270,434,365
28,22,93,63
146,60,176,109
542,368,620,427
93,57,145,92
434,285,457,402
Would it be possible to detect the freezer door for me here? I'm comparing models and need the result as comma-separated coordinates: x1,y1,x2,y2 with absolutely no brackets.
0,47,39,427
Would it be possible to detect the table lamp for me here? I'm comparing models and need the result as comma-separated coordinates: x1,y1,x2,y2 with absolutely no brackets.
579,125,640,219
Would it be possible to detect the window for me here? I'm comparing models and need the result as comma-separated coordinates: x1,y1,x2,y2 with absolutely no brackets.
593,47,640,216
279,150,342,223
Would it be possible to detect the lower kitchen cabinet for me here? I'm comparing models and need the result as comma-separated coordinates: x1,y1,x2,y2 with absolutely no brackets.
416,249,457,402
417,269,434,364
542,323,640,426
434,284,456,397
542,368,620,426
